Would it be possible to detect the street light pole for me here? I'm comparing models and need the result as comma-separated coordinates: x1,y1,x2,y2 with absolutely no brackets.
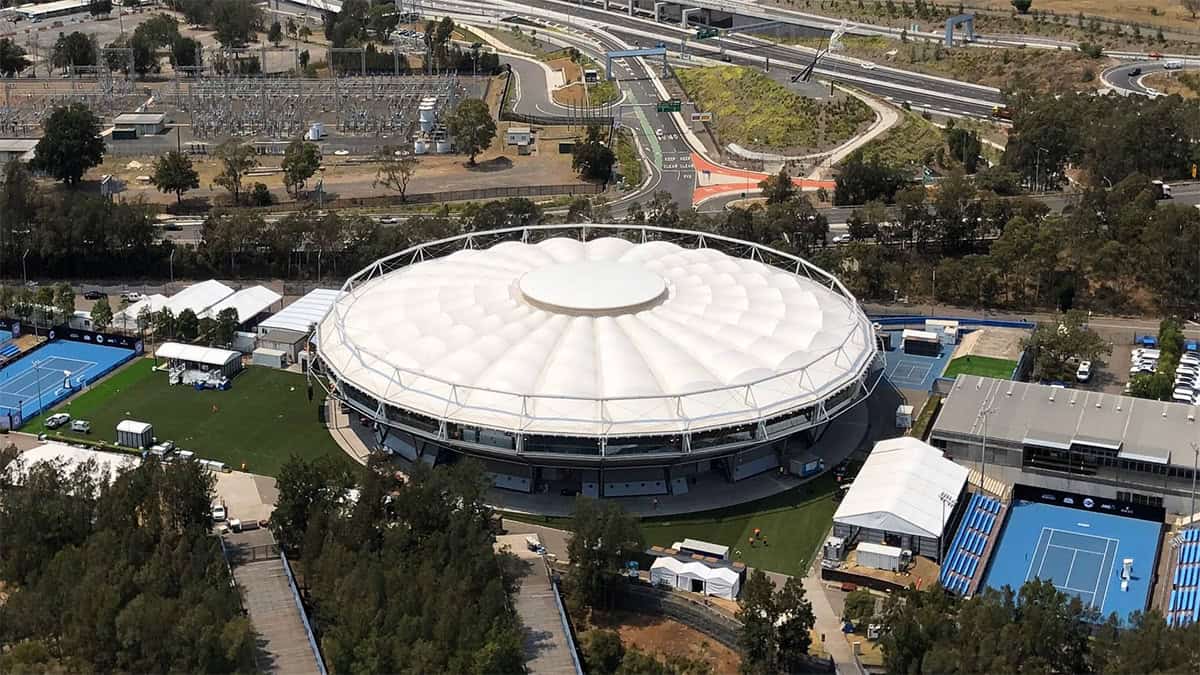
938,491,956,563
1190,441,1199,527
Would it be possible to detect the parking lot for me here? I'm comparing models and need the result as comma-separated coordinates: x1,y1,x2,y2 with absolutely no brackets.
212,470,279,525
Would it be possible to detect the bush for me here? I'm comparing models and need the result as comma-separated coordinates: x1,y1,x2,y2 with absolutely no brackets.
250,182,273,206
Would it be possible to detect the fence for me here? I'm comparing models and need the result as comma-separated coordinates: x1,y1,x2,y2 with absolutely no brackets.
546,563,585,675
498,69,615,128
281,549,329,675
246,183,604,214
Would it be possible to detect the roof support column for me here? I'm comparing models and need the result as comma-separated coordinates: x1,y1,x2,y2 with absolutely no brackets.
654,2,669,22
681,7,700,28
629,0,636,16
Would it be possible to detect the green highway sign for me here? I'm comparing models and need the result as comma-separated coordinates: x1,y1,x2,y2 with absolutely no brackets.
696,27,719,39
656,99,682,113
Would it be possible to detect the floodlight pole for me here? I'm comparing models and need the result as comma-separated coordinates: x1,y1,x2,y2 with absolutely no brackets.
978,407,996,492
938,491,955,563
34,360,42,414
1190,441,1198,528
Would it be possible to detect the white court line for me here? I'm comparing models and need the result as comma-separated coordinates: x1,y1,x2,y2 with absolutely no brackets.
1094,537,1120,612
1026,528,1053,582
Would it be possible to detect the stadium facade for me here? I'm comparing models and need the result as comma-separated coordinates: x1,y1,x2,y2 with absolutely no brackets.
315,225,880,498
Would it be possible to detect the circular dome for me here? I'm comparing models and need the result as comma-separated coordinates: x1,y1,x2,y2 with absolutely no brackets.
318,227,876,438
519,261,667,314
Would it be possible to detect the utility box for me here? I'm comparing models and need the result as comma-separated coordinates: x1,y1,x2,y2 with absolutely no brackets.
789,456,824,478
116,419,153,449
855,542,904,572
896,405,914,429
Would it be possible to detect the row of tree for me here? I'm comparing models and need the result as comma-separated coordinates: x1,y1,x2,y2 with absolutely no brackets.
271,456,525,673
878,579,1200,674
0,453,256,672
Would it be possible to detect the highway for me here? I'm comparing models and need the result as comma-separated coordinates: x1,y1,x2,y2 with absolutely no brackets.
1101,60,1199,97
486,0,1004,118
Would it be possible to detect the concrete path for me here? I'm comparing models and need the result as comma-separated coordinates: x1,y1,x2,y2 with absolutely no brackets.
224,529,322,675
496,534,582,674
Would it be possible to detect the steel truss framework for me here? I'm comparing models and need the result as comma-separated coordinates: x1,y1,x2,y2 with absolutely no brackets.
313,225,882,461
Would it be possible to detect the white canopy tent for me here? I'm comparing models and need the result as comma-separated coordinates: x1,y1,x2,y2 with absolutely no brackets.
649,556,741,599
155,342,243,378
203,286,282,324
832,436,968,559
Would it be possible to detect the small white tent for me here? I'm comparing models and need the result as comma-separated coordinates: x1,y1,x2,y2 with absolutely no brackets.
649,556,742,600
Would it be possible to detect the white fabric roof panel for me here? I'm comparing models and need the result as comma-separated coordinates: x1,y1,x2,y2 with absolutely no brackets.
258,289,344,334
117,420,152,434
164,279,235,317
114,294,169,324
833,437,968,540
156,341,240,367
203,285,282,323
319,237,875,437
8,443,139,486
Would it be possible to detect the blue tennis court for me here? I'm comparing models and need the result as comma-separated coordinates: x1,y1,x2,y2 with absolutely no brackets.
0,340,135,423
882,333,953,390
983,500,1160,622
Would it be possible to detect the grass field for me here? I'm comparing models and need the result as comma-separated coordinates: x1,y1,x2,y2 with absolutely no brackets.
26,358,352,478
640,475,839,577
943,355,1018,380
850,108,944,168
507,474,839,576
675,66,873,154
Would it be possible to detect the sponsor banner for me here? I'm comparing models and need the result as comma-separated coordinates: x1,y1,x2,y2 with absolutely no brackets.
0,410,22,430
0,318,21,336
1012,483,1165,523
51,325,140,351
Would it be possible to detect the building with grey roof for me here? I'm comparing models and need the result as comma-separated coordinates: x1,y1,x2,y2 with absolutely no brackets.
930,375,1200,514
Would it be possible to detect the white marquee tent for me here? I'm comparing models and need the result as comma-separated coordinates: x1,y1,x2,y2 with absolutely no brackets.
649,556,741,599
832,436,968,560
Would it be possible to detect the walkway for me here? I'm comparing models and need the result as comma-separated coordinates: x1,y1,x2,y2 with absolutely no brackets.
495,534,582,675
325,398,372,466
224,529,323,675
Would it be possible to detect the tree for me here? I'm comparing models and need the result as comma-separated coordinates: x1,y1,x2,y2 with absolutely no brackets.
775,577,816,674
944,125,981,173
213,307,238,346
31,103,105,186
1011,0,1033,13
843,588,878,624
88,0,113,17
373,146,420,201
153,308,176,339
0,38,31,77
446,98,496,166
151,150,200,204
211,140,258,204
737,569,778,674
171,36,202,70
1023,309,1110,381
281,139,322,196
211,0,262,48
566,497,643,610
1186,0,1200,19
90,296,113,330
51,32,97,72
759,167,796,205
581,630,625,675
176,308,199,342
267,20,284,46
54,283,74,326
834,151,909,205
572,125,616,182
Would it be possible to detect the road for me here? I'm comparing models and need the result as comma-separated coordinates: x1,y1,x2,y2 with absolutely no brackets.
1102,60,1200,96
486,0,1004,118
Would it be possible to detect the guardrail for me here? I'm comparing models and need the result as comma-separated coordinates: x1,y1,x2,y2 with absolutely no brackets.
281,549,329,675
243,183,604,213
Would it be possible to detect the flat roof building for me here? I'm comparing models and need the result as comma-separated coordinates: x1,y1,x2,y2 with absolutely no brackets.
0,139,37,165
14,0,90,19
112,112,167,138
930,375,1200,514
257,288,342,336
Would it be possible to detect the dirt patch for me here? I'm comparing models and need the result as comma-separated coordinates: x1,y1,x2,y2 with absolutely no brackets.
546,56,583,84
551,82,588,106
952,327,1029,361
1143,71,1200,98
587,609,741,674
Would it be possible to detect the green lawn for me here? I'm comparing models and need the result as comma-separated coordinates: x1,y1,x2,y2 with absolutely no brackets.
26,358,352,477
943,355,1018,380
504,474,839,576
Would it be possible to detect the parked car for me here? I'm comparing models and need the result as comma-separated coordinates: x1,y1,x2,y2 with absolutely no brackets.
45,412,70,429
82,290,104,300
1076,361,1092,382
120,291,143,302
70,419,91,434
211,500,227,522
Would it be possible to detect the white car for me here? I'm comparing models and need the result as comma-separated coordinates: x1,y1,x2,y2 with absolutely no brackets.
45,412,70,429
1076,361,1092,382
70,419,91,434
120,291,143,302
655,128,664,139
831,234,852,244
211,500,227,522
861,61,877,70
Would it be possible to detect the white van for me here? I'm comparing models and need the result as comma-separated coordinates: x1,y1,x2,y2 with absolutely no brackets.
1164,60,1183,70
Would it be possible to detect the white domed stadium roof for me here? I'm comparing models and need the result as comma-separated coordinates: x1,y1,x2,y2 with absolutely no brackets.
317,228,876,437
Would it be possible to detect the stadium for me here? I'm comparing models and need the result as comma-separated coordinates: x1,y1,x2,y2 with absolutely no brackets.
315,225,880,499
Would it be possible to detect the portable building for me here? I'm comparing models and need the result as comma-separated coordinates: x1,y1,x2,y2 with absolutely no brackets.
856,542,904,572
155,342,243,378
902,329,941,356
117,420,153,449
251,347,287,369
